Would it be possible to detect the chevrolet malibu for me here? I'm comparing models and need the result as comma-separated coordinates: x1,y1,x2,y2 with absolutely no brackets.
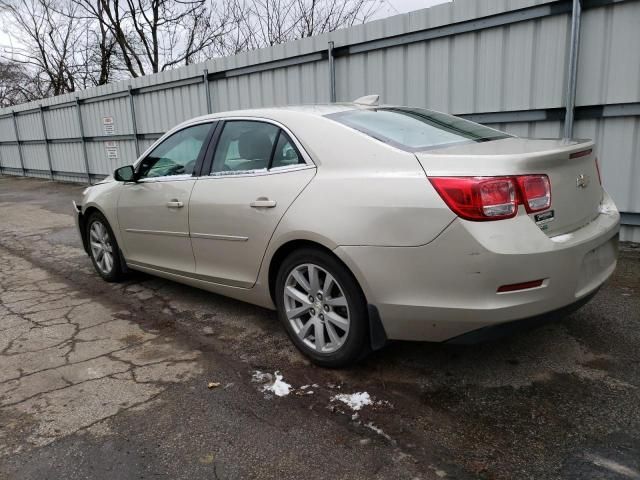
74,100,620,367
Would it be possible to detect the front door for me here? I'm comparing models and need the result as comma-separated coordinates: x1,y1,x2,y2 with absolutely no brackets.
189,120,315,287
117,122,214,273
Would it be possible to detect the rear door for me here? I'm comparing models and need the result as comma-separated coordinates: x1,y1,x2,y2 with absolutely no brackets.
189,119,315,288
117,122,215,273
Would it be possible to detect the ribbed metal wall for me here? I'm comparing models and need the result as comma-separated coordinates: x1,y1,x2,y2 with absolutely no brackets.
0,0,638,240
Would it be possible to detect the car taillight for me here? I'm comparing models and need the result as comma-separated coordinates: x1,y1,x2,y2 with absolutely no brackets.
429,174,551,221
429,177,518,221
516,174,551,213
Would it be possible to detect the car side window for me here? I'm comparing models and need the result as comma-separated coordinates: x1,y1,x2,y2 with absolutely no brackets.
211,121,279,174
137,123,212,179
270,131,304,169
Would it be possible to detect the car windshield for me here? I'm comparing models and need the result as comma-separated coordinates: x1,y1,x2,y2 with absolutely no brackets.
326,107,511,151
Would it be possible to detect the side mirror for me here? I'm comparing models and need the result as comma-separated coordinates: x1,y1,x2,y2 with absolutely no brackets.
114,165,135,182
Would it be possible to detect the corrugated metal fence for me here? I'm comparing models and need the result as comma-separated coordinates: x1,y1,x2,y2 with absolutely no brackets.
0,0,639,241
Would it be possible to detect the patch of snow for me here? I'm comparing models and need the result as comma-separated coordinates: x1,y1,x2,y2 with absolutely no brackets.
331,392,373,411
365,422,393,442
585,453,640,478
427,465,450,478
550,233,574,243
251,371,271,383
251,370,291,397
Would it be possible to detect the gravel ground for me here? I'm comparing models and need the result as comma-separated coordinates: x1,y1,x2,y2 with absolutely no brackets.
0,175,639,480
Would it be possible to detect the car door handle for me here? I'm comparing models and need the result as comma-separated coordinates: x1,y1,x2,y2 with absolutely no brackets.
166,200,184,208
250,198,277,208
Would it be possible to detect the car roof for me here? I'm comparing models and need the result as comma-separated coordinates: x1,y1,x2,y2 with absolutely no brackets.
181,103,371,126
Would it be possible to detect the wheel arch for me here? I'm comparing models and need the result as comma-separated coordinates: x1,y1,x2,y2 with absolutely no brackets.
79,205,105,254
267,239,338,305
80,204,120,255
266,238,388,351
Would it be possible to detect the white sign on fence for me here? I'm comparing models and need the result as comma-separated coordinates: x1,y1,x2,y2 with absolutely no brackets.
103,116,114,135
104,140,119,160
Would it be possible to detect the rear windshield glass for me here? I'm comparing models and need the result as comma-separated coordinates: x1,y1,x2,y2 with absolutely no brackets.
326,107,511,151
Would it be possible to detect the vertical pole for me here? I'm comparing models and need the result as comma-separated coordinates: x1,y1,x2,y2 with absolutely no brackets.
563,0,582,139
128,86,140,157
75,98,92,185
39,105,54,180
203,69,212,114
11,111,26,176
0,137,4,175
328,41,336,103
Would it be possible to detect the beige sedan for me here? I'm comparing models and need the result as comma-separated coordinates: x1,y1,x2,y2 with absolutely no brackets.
74,101,620,367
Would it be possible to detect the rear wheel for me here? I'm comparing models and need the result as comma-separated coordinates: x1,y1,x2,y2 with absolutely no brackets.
86,212,126,282
275,248,369,367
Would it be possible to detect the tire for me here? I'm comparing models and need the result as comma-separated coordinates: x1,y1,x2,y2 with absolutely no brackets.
275,248,370,368
86,211,126,282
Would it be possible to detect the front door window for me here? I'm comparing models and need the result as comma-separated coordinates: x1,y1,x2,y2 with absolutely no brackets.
138,123,212,179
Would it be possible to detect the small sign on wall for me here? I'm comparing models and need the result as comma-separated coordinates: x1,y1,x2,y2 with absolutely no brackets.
103,116,115,135
105,141,119,160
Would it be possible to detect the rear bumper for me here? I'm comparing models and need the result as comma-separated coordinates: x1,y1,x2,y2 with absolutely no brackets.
444,288,599,344
334,193,620,342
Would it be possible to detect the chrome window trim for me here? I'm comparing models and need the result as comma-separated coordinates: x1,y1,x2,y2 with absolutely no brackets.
202,164,315,180
136,174,196,184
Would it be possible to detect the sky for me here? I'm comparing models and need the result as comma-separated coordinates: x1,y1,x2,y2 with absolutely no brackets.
375,0,450,18
0,0,452,52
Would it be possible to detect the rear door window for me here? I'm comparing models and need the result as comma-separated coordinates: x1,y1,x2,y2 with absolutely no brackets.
210,121,305,174
211,121,278,174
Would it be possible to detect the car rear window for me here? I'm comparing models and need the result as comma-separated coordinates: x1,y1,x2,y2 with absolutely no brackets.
326,107,511,151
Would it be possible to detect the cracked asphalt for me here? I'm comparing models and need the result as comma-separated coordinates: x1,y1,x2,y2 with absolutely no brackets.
0,175,639,480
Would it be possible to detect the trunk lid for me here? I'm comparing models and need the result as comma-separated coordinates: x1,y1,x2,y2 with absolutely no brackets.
416,137,603,236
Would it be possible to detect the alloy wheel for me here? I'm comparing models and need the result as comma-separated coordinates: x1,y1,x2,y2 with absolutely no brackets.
89,220,114,275
283,263,350,353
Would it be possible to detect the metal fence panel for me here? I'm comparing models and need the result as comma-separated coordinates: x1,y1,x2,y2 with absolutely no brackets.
44,107,80,139
81,96,133,137
86,139,137,175
134,83,207,134
21,143,49,171
577,1,640,106
576,116,640,213
49,142,85,174
16,112,44,140
0,117,15,142
0,145,21,168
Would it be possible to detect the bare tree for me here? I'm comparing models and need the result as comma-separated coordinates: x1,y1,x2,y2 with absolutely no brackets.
220,0,379,53
0,60,36,106
0,0,379,102
1,0,86,95
69,0,234,77
294,0,378,38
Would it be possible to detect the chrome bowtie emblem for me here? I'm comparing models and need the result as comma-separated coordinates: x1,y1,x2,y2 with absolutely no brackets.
576,174,590,189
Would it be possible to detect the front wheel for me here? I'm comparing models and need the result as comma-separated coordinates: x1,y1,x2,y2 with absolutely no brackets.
86,212,126,282
275,248,369,368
